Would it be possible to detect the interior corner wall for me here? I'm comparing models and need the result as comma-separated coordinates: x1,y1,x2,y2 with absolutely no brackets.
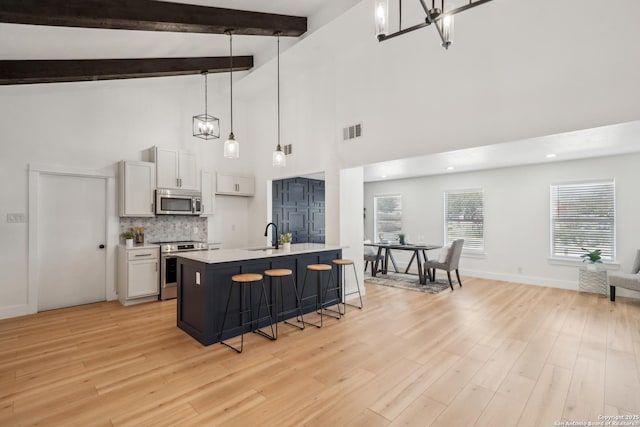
363,153,640,295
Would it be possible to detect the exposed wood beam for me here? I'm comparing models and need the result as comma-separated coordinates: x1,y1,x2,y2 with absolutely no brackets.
0,0,307,37
0,57,254,85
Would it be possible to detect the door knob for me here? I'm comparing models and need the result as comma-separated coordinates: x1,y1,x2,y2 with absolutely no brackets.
99,244,105,249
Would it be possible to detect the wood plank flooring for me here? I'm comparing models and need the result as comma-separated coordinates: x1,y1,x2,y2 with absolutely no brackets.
1,277,639,426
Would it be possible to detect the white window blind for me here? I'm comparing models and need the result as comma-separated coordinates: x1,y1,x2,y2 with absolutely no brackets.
550,180,615,260
374,195,402,241
444,190,484,251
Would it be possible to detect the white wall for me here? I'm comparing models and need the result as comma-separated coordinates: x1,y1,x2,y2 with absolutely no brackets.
364,153,640,296
0,73,253,318
234,0,640,293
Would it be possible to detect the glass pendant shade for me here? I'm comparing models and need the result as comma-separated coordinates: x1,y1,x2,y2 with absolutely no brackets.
272,146,286,167
224,133,239,158
440,12,454,49
374,0,389,37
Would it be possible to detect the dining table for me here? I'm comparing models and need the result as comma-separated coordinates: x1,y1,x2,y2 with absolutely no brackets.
365,242,441,285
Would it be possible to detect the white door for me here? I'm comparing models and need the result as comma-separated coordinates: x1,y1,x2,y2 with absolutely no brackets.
38,174,107,311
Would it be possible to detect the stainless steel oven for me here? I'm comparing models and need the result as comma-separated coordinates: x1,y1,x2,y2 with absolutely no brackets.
155,241,208,300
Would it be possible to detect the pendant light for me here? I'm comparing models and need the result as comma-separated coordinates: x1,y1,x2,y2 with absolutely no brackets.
272,32,286,168
223,30,240,159
192,71,220,140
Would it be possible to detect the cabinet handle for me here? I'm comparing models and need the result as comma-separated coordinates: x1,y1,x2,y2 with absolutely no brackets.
156,262,158,272
135,254,153,257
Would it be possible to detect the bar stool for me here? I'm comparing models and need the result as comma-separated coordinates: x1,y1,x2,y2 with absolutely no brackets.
333,259,363,313
264,269,305,338
300,264,341,328
219,273,275,353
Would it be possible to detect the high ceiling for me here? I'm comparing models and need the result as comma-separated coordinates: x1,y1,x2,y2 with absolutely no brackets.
0,0,359,68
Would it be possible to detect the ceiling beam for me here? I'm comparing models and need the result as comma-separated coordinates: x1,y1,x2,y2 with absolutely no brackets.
0,0,307,37
0,57,254,85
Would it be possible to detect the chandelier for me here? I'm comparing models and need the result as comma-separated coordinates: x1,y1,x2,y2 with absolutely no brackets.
375,0,493,49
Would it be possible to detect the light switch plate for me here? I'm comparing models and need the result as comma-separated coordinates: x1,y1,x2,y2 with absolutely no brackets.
7,213,26,223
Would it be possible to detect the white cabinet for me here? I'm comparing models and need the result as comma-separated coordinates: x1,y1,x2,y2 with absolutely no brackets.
118,160,156,217
152,147,198,190
200,170,216,216
117,245,159,306
216,173,255,197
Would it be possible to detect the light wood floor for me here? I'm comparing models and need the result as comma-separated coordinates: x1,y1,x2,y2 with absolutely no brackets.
1,277,639,426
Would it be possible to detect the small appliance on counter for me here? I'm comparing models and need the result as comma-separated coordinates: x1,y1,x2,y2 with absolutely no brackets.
153,240,208,300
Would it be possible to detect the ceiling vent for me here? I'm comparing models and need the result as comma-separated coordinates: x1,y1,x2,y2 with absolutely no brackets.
343,122,363,141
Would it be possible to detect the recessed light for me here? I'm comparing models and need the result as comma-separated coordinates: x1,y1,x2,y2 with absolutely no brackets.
446,166,454,171
545,153,556,159
381,175,387,178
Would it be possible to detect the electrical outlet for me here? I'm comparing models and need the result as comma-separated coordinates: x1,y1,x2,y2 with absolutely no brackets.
6,213,26,223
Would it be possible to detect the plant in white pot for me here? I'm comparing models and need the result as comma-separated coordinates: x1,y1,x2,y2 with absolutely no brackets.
121,230,135,249
279,233,292,251
580,248,603,270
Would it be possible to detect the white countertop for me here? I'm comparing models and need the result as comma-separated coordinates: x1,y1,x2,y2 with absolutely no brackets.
120,243,159,250
176,243,342,264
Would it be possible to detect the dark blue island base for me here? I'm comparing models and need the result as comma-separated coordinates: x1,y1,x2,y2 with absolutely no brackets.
176,248,342,346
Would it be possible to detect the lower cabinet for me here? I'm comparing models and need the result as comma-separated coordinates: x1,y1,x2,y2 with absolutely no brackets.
117,245,160,306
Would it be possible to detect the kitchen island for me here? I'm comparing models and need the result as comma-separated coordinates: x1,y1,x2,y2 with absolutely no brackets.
176,244,343,346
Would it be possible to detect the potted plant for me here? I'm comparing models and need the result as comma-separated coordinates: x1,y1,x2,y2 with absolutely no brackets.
398,233,406,245
580,248,602,271
121,230,135,249
279,233,293,251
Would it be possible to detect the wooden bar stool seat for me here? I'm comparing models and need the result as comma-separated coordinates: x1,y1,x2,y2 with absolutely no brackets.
219,273,275,353
264,268,304,338
300,263,341,328
332,259,363,313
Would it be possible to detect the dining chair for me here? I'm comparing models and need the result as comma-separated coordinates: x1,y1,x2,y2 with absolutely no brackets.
423,239,464,291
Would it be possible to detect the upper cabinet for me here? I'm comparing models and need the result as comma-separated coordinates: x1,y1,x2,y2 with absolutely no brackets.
119,160,156,217
151,146,197,190
216,173,255,197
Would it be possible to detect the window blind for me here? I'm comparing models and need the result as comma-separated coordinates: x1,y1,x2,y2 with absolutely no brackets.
550,181,615,260
374,195,402,240
444,190,484,251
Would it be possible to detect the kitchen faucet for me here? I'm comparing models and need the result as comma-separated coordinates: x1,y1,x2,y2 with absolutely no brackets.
264,222,279,249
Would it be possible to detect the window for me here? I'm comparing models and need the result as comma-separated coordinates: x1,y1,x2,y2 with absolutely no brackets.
550,180,615,261
374,195,402,241
444,189,484,252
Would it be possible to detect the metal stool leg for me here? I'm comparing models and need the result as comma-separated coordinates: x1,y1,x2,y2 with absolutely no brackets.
300,268,321,328
281,275,305,333
343,263,363,313
253,279,276,341
220,281,245,354
321,269,342,320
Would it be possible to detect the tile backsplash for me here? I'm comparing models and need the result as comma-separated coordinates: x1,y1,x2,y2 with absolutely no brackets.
120,216,208,243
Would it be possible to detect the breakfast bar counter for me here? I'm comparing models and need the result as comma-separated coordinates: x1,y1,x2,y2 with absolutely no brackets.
176,244,342,346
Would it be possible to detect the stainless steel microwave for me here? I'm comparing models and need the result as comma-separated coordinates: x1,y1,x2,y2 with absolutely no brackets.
155,189,202,215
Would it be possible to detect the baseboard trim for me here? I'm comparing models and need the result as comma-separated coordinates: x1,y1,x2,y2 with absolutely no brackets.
0,304,36,320
461,269,577,291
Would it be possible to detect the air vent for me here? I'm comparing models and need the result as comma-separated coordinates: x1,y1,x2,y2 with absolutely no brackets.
342,122,363,141
284,144,293,155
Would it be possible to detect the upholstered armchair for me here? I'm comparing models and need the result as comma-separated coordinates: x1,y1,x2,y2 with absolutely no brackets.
608,249,640,301
423,239,464,291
